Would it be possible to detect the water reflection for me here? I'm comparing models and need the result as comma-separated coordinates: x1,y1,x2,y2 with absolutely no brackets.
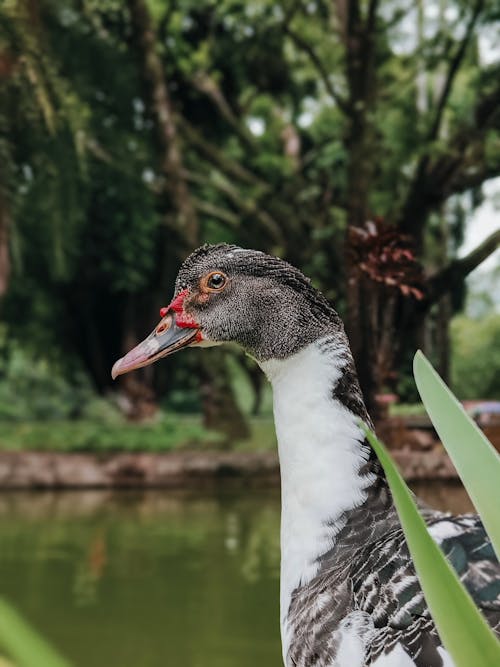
0,482,472,667
0,489,282,667
410,480,473,514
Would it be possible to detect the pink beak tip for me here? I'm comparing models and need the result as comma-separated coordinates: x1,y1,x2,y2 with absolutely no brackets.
111,358,123,380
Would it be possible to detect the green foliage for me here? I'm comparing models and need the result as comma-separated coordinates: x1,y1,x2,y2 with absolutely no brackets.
0,326,222,452
451,313,500,399
0,340,99,422
0,415,217,453
389,402,427,417
0,0,499,416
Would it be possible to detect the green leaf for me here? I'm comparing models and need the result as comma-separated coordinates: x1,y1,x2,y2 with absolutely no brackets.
413,350,500,560
362,427,500,667
0,598,72,667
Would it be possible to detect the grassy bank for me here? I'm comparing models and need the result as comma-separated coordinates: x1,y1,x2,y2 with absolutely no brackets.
0,416,277,453
0,405,430,454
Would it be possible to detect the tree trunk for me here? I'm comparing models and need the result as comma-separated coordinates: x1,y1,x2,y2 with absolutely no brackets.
351,278,399,422
238,353,266,416
0,167,11,300
127,0,249,437
342,1,380,414
127,0,198,250
199,350,250,443
346,271,380,418
436,293,451,384
119,294,159,421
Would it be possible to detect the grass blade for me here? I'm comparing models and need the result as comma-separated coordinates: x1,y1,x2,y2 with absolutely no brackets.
363,427,500,667
413,350,500,560
0,598,72,667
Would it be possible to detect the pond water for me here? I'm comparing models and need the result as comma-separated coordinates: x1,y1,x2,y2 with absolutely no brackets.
0,483,472,667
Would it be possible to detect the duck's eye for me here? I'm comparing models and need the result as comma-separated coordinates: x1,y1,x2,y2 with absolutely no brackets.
206,272,227,291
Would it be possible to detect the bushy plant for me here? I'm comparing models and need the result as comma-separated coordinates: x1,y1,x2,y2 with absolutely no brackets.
451,314,500,400
0,345,90,421
0,327,122,423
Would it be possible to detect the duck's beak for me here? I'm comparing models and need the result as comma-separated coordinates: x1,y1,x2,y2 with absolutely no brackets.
111,313,200,380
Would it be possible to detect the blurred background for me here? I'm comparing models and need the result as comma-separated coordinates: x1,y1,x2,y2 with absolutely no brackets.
0,1,499,666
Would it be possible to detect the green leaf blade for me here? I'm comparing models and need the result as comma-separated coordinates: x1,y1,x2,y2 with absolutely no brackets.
0,599,72,667
363,427,500,667
413,350,500,560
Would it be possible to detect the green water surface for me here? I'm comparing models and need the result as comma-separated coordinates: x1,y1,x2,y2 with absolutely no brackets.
0,490,282,667
0,483,472,667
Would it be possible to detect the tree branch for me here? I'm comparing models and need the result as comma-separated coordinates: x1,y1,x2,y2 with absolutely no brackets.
424,81,500,196
0,168,11,299
447,149,500,195
381,7,407,31
428,0,484,142
127,0,198,248
186,170,285,246
447,161,500,196
333,0,349,44
284,25,350,113
192,198,239,227
366,0,379,33
426,228,500,305
398,75,500,240
179,118,267,189
398,1,485,246
191,72,258,151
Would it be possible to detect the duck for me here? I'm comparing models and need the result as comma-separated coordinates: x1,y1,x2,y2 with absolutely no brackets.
112,243,500,667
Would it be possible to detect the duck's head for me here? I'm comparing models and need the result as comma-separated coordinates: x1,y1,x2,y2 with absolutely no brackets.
111,243,344,378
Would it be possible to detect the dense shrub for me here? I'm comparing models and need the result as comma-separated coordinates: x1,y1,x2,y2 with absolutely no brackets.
451,314,500,400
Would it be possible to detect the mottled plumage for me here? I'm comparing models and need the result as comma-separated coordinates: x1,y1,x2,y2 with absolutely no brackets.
287,511,500,666
113,244,500,666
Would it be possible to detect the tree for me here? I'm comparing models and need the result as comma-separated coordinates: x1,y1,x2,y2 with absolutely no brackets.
1,0,499,428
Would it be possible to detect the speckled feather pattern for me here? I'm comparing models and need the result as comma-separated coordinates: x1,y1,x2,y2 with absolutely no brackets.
175,244,345,361
287,511,500,666
172,245,500,667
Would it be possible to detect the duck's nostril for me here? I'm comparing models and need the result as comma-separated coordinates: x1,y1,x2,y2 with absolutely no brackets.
156,322,168,334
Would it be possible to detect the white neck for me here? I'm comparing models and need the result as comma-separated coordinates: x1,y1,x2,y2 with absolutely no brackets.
259,338,376,655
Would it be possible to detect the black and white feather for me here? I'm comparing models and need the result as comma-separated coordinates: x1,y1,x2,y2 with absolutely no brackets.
171,245,500,666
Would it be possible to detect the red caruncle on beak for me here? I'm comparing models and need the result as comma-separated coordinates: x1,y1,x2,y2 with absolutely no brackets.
160,289,201,331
